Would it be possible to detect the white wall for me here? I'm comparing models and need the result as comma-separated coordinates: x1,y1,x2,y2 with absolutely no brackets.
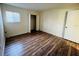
40,9,66,37
40,8,79,37
2,4,39,37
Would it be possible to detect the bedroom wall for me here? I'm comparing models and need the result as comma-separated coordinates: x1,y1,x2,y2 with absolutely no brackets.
40,9,66,37
2,4,39,37
40,8,79,37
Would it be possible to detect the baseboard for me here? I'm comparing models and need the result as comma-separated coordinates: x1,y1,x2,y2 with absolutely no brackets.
6,32,30,39
41,30,79,44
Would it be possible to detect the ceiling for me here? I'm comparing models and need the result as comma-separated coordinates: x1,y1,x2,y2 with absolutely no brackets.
6,3,79,11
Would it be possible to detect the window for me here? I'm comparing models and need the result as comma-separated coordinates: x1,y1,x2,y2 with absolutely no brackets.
6,11,20,23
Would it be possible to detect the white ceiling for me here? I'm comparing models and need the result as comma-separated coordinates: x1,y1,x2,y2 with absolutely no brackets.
6,3,79,11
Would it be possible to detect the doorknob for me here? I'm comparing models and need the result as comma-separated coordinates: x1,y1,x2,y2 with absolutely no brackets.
5,31,7,33
65,26,67,28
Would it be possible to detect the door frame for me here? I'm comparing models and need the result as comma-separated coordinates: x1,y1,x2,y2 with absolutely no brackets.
62,11,68,37
0,5,5,56
29,13,39,33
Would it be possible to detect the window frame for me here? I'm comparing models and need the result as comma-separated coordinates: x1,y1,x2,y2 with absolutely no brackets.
6,11,20,23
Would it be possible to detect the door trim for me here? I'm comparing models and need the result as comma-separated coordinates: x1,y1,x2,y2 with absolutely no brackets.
62,11,68,37
0,4,5,56
28,13,39,33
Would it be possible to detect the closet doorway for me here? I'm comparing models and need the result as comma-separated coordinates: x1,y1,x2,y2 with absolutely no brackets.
31,15,36,32
29,14,39,33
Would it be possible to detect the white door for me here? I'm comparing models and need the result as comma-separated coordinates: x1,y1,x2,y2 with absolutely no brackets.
0,6,5,55
64,10,79,43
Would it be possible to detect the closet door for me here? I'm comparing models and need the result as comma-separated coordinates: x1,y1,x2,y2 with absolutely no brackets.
0,6,5,56
64,10,79,43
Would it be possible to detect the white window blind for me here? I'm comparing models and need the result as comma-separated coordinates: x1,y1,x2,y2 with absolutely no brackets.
6,11,20,23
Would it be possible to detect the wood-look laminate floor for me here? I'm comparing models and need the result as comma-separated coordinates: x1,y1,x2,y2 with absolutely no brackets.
4,31,79,56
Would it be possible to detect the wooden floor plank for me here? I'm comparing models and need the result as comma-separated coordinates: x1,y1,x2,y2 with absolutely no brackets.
4,31,79,56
